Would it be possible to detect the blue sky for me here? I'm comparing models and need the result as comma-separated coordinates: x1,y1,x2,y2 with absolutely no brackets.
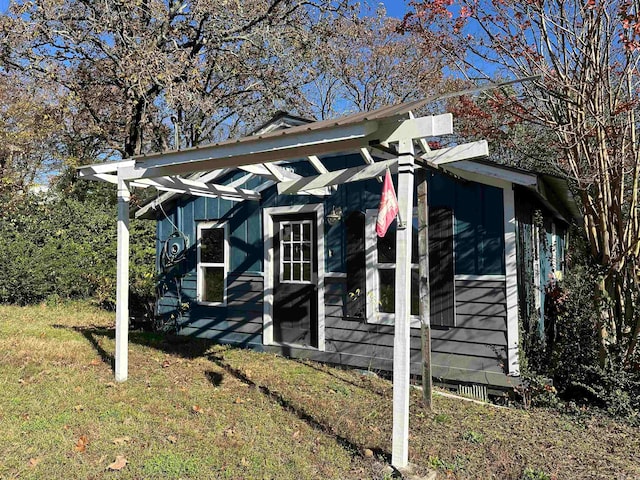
380,0,412,18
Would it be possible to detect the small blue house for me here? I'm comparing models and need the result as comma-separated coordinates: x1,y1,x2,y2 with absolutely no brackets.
79,103,578,394
129,112,577,391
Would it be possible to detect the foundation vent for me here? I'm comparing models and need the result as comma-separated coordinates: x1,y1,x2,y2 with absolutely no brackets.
457,384,488,402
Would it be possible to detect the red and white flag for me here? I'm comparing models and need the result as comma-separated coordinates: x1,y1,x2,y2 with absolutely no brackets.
376,169,399,237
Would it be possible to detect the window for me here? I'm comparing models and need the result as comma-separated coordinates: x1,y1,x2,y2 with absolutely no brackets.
365,211,420,325
197,222,228,305
280,220,313,283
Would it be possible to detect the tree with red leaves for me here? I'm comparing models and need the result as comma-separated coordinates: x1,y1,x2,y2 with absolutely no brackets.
403,0,640,367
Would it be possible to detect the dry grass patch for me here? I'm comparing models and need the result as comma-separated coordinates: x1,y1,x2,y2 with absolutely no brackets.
2,302,639,479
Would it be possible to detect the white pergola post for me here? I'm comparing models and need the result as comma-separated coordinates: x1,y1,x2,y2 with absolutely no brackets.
392,138,415,468
115,175,130,382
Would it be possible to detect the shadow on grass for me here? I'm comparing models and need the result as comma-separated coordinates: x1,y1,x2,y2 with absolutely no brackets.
51,324,215,369
208,351,391,464
54,323,391,463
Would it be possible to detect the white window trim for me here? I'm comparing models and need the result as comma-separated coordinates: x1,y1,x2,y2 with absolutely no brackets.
364,209,421,328
278,219,315,285
263,204,325,351
196,221,229,306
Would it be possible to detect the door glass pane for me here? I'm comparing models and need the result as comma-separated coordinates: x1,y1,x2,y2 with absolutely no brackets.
282,224,291,241
293,264,301,281
378,269,395,313
203,266,224,302
201,228,224,263
302,263,310,281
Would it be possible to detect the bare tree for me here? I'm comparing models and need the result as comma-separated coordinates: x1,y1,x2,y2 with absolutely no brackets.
0,0,352,158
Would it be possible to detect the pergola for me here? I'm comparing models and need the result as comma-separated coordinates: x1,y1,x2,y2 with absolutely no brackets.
78,96,494,469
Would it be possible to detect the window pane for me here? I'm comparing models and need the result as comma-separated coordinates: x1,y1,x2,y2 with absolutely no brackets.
282,224,291,241
293,244,301,261
378,269,395,313
203,267,224,303
303,223,311,241
302,263,311,281
377,229,396,264
302,244,310,261
293,264,301,281
293,223,301,241
283,244,291,261
201,228,224,263
283,263,291,280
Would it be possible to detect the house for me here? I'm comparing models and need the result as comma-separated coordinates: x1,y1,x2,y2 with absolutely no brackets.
78,104,577,394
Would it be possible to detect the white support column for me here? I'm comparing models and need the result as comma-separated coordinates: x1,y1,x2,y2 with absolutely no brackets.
392,138,415,468
115,176,131,382
503,185,520,376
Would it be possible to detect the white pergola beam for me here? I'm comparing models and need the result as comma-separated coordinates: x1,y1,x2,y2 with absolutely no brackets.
422,140,489,165
360,147,382,183
120,122,378,180
374,113,453,144
277,159,398,195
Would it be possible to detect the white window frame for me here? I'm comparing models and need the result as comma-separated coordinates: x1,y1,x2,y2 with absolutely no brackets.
278,219,315,285
365,209,421,328
196,221,229,306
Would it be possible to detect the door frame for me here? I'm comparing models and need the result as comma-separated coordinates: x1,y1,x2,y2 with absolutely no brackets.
263,204,325,351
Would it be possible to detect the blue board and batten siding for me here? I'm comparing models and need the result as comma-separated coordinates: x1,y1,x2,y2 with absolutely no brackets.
155,154,513,387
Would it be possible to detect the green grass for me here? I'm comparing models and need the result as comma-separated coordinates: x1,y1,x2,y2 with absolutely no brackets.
1,303,640,479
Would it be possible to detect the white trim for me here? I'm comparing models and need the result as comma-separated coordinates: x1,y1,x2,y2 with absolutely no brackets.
503,185,520,376
325,271,347,278
196,221,229,306
364,209,421,328
454,274,506,282
263,204,325,351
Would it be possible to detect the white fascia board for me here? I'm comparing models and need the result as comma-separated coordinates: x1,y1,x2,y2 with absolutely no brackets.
121,122,378,180
374,114,453,144
423,141,489,165
277,158,398,195
446,160,537,186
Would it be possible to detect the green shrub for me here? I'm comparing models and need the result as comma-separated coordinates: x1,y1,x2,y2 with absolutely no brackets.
0,187,156,316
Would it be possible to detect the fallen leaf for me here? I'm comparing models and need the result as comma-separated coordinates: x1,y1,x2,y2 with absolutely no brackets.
106,382,116,388
28,458,41,468
74,405,84,412
89,359,101,366
191,405,202,414
292,430,300,439
166,435,178,444
162,360,171,368
18,379,25,385
107,455,127,471
112,436,131,445
74,435,88,453
234,398,244,404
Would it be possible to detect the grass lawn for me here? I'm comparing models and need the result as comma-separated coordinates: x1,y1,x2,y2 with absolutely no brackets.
0,303,638,479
